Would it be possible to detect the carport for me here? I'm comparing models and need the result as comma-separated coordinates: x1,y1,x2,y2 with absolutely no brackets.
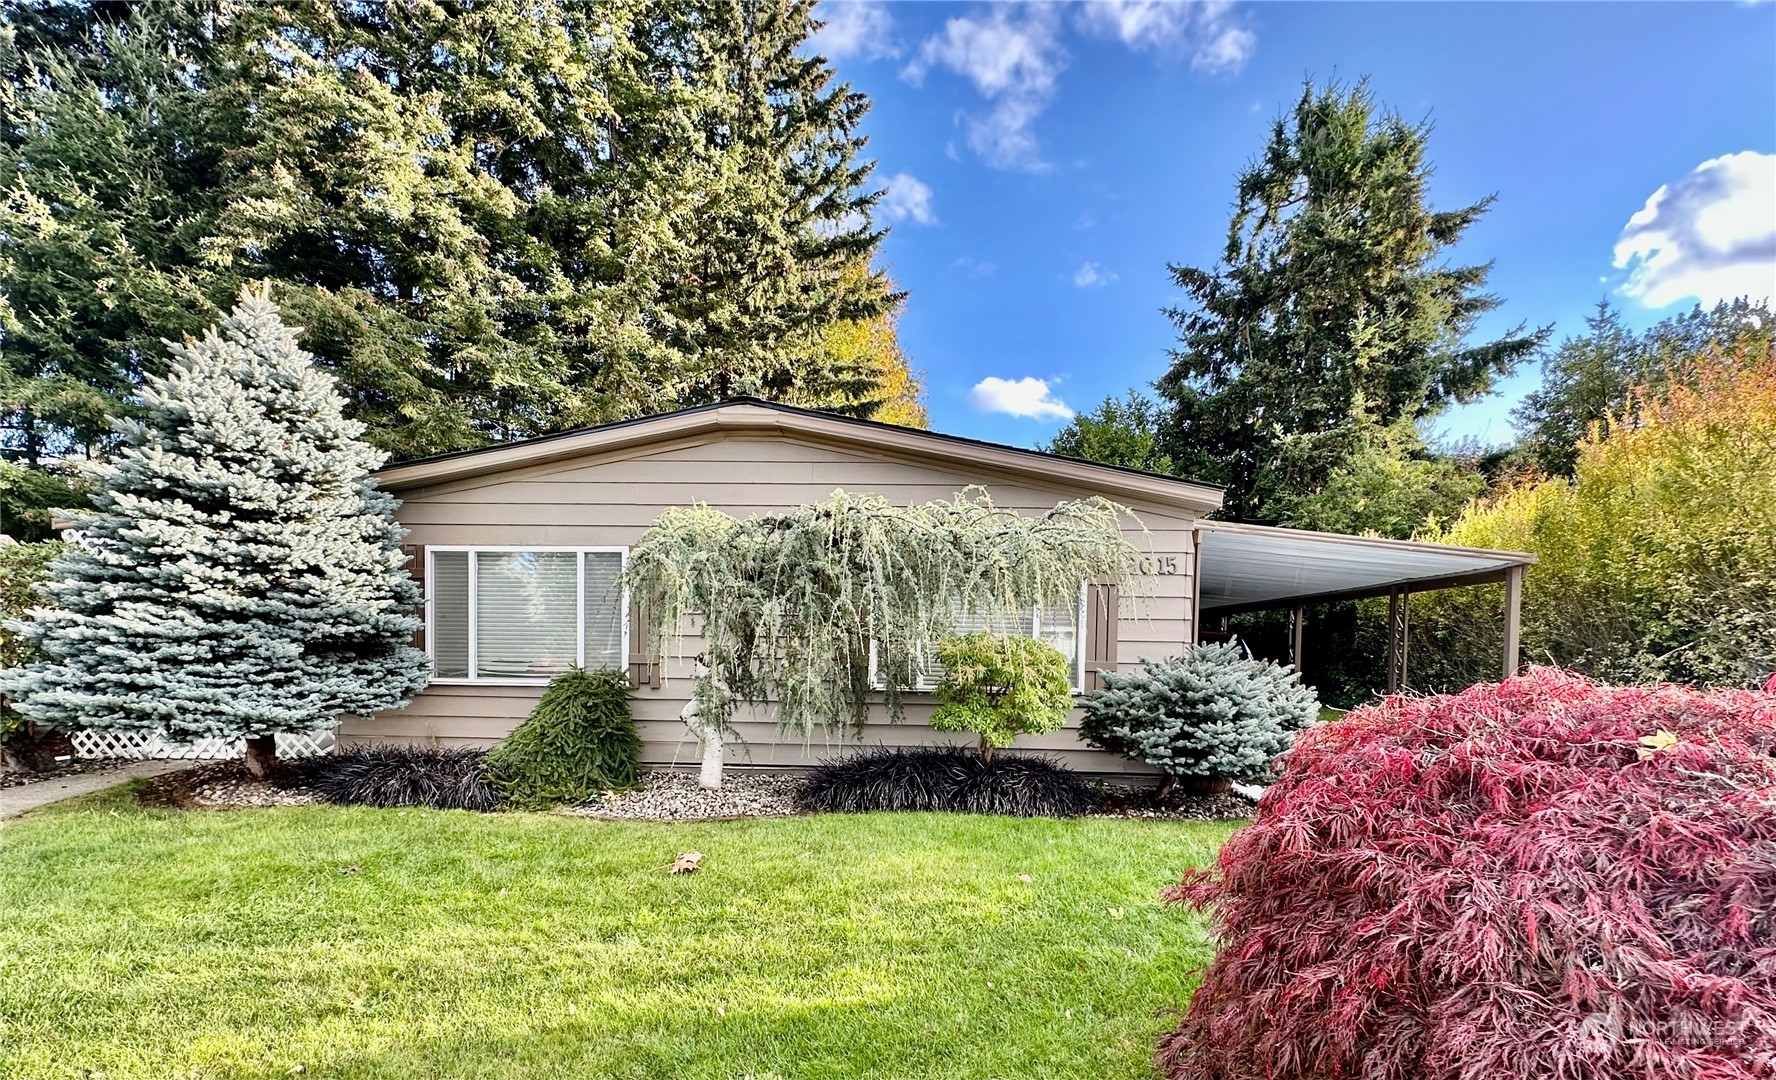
1192,520,1536,690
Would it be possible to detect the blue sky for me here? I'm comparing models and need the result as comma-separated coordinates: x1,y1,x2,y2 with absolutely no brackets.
811,1,1776,449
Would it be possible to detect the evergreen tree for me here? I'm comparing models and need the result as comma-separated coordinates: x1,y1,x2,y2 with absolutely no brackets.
1512,298,1773,476
1042,391,1175,474
0,290,429,776
0,1,239,464
608,0,893,411
1,0,901,469
1156,79,1548,523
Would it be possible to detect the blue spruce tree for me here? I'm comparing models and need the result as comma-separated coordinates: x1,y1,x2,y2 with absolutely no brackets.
1,289,430,775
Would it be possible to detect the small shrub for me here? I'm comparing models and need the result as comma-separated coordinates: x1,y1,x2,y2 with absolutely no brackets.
930,631,1075,759
795,746,1097,817
1079,641,1316,795
1159,668,1776,1080
484,668,640,808
1,540,64,768
287,745,501,812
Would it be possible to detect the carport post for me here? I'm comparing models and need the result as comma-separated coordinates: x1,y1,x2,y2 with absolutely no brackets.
1502,564,1524,679
1288,606,1305,671
1385,587,1409,694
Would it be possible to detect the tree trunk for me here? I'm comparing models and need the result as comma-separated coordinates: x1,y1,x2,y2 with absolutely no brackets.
1177,774,1232,796
978,734,994,763
698,729,724,790
243,735,277,779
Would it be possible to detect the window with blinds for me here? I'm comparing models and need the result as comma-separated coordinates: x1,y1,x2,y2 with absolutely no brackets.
427,548,627,681
872,588,1089,692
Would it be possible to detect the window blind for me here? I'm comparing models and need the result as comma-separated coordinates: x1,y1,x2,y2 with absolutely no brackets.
431,550,470,679
583,551,625,669
475,551,580,678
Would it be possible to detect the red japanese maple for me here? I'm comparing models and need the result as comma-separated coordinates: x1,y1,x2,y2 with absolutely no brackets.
1162,667,1776,1080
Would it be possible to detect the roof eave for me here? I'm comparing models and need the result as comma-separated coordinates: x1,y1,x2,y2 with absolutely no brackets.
375,401,1226,515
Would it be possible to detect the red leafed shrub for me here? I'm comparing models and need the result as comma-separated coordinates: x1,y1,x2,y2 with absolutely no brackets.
1161,667,1776,1080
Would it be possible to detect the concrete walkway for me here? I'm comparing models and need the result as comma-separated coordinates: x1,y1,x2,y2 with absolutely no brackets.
0,760,190,819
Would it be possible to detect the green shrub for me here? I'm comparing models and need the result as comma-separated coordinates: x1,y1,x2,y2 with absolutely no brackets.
1,541,64,758
1079,642,1317,795
484,668,641,808
931,632,1075,759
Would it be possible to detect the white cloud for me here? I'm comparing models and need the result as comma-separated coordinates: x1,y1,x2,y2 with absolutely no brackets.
902,6,1066,171
954,255,998,278
904,3,1257,171
879,171,937,225
1613,151,1776,308
811,0,897,61
1075,0,1256,74
968,376,1074,421
1072,261,1117,288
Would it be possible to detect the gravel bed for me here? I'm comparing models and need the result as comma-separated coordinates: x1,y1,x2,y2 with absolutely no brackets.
0,758,124,789
137,761,318,810
566,770,804,822
1092,783,1255,821
567,771,1253,823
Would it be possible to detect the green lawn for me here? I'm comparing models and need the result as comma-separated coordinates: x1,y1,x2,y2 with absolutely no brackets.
0,787,1237,1080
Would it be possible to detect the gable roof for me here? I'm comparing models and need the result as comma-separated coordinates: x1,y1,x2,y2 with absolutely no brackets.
374,397,1225,514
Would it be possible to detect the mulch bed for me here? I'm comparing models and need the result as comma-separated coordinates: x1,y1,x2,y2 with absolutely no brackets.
137,760,317,810
0,758,126,789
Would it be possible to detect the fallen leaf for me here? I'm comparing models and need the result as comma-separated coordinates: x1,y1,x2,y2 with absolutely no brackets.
670,851,704,874
1638,730,1680,760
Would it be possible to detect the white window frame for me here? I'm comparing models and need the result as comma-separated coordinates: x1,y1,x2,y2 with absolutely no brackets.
870,583,1090,695
426,545,629,686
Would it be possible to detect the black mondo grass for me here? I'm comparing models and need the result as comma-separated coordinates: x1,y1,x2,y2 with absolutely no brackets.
283,745,502,812
795,747,1099,818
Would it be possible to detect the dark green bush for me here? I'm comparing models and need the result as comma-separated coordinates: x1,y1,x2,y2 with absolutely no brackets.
484,668,641,808
286,745,501,812
796,746,1097,817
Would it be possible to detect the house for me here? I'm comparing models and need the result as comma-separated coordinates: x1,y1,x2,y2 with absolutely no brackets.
343,398,1534,775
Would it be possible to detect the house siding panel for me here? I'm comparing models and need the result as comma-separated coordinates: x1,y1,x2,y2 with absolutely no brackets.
342,431,1201,777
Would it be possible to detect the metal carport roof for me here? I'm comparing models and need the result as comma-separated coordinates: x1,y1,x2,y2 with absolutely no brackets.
1195,520,1536,615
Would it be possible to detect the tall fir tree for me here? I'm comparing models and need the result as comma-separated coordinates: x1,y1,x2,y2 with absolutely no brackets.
0,290,429,775
0,0,902,469
606,0,894,410
1156,79,1548,523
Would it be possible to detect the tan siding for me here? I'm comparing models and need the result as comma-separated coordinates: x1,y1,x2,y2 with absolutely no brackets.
357,429,1197,776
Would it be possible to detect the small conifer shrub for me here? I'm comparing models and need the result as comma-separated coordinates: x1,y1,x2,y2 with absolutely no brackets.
1159,668,1776,1080
1079,641,1317,796
484,668,641,809
931,631,1075,760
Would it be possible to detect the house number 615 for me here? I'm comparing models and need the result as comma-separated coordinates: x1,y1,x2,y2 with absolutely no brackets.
1139,555,1180,575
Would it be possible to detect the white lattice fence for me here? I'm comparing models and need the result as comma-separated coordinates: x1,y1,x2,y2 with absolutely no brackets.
70,728,335,761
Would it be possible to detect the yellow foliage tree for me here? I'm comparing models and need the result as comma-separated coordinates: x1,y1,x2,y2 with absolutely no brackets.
796,264,926,427
1414,345,1776,688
